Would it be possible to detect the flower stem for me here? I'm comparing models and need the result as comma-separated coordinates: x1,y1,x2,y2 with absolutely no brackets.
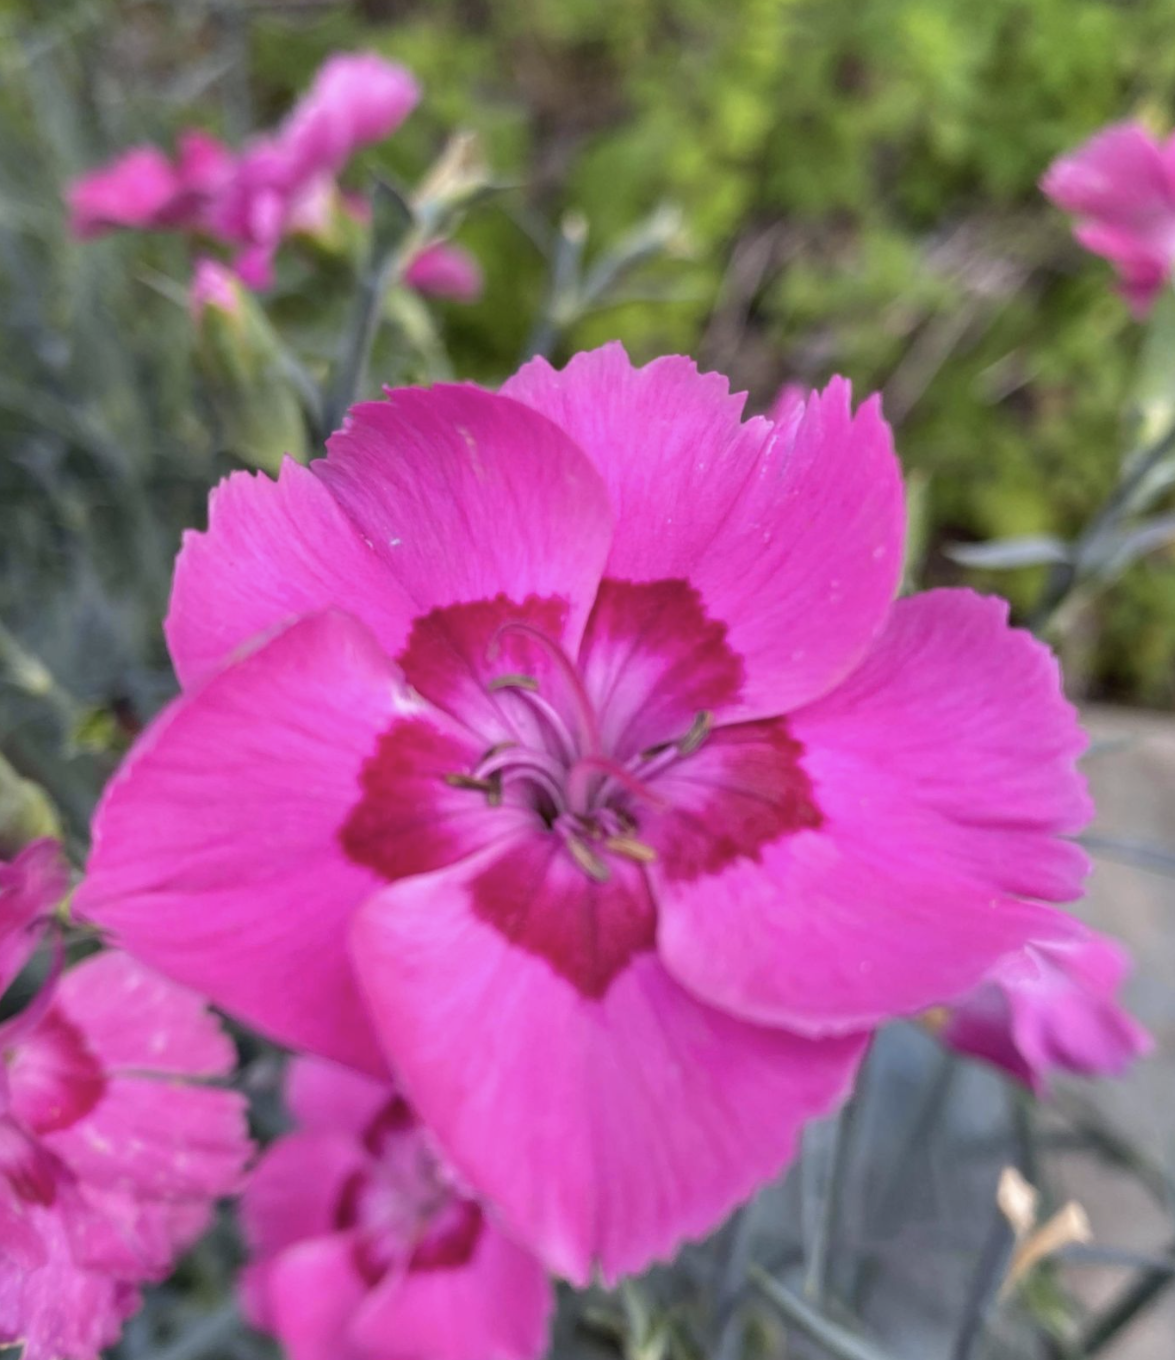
804,1086,862,1308
1079,1240,1175,1355
751,1267,898,1360
321,180,414,438
1031,422,1175,631
712,1198,761,1360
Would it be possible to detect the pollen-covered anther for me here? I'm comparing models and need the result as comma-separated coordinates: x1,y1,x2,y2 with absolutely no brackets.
444,773,497,793
677,709,713,756
488,673,539,693
566,837,611,883
603,835,657,864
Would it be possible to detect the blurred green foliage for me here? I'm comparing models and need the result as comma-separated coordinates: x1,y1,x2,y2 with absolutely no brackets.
3,0,1175,837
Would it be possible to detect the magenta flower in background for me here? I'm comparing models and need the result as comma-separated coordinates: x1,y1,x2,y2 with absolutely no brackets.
190,256,243,320
939,921,1152,1093
0,848,250,1360
766,379,807,429
67,52,431,292
0,839,67,993
402,241,484,302
78,343,1092,1282
1042,121,1175,316
67,132,235,241
242,1057,552,1360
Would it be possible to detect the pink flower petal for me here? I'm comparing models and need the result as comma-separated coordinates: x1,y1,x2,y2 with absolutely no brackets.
285,1056,393,1138
0,839,67,994
578,577,743,758
76,611,403,1072
1042,122,1175,226
166,459,419,690
1042,121,1175,316
350,1221,553,1360
350,864,866,1284
404,242,484,302
316,385,614,651
252,1233,370,1360
66,147,184,239
339,713,532,882
43,1074,248,1201
52,951,237,1076
5,1010,106,1136
657,589,1091,1031
503,346,904,717
766,380,808,429
0,1196,135,1360
942,923,1152,1092
242,1132,369,1259
276,53,420,186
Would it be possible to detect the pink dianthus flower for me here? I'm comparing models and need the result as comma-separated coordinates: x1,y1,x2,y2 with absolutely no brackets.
939,921,1151,1093
242,1057,552,1360
1042,121,1175,316
67,52,433,293
79,343,1092,1282
0,845,250,1360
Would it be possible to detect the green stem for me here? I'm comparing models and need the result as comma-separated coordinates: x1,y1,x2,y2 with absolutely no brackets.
805,1087,862,1307
950,1207,1015,1360
713,1198,761,1360
1031,423,1175,631
322,183,415,437
1080,1243,1175,1355
150,1303,241,1360
0,618,84,731
751,1267,899,1360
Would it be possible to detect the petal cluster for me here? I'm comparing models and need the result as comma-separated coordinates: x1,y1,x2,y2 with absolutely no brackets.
1042,121,1175,316
80,343,1099,1284
940,921,1152,1093
66,52,476,299
242,1057,552,1360
0,845,250,1360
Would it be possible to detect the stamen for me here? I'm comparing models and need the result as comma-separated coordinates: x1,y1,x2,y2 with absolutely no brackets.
566,836,612,883
677,709,713,755
604,835,658,863
497,688,580,766
568,755,668,814
444,773,497,793
487,673,539,693
490,622,601,756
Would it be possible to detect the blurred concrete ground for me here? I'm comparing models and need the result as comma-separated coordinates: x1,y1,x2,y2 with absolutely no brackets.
1051,705,1175,1358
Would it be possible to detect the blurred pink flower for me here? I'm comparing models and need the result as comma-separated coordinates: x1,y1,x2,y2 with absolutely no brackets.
242,1057,552,1360
403,242,484,302
940,922,1152,1093
1042,121,1175,316
0,839,67,994
67,132,235,241
766,380,807,429
79,343,1090,1282
190,257,244,320
67,52,424,291
0,950,250,1360
208,52,420,289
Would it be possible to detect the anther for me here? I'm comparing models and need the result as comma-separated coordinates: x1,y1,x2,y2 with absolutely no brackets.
677,710,713,755
567,836,612,883
488,673,539,692
444,773,496,793
604,836,658,864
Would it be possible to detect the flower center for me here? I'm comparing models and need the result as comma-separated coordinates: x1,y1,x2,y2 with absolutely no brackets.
339,1097,482,1281
340,580,823,998
445,620,714,883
